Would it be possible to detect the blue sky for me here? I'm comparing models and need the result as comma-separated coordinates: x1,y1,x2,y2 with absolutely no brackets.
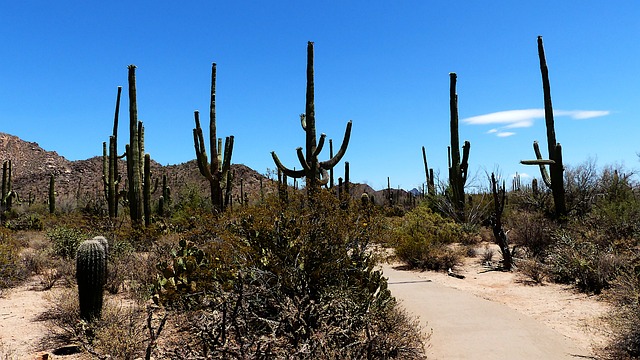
1,2,638,191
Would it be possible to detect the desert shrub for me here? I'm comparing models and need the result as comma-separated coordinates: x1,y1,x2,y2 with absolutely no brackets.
587,167,640,241
42,288,149,359
507,210,557,260
601,263,640,359
47,226,88,260
547,230,624,294
104,238,136,294
153,191,426,358
394,203,464,270
0,228,28,290
563,159,600,217
516,258,548,285
3,212,43,231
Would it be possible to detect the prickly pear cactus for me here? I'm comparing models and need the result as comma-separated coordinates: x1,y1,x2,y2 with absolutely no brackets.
76,239,107,321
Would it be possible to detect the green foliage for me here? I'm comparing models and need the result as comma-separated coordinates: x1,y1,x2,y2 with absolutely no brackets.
547,230,624,294
154,191,425,358
47,226,87,260
394,203,464,270
0,228,28,290
3,212,43,231
152,239,217,308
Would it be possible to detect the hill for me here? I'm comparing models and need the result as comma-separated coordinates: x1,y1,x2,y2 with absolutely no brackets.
0,132,412,210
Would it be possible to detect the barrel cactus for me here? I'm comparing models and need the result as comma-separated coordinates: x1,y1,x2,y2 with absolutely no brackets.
76,238,107,321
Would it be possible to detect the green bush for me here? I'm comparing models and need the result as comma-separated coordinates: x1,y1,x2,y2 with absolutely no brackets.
154,191,426,358
46,226,87,260
547,230,624,294
394,203,464,270
0,228,28,290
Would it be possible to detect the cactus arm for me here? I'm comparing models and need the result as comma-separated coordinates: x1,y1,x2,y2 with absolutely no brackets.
193,111,214,181
319,120,352,170
219,136,234,188
271,151,305,178
296,147,312,172
313,133,326,157
318,168,330,186
532,140,552,187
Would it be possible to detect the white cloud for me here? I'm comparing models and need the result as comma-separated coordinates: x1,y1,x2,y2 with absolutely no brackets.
555,110,611,119
496,132,515,137
463,109,543,125
463,108,610,137
504,119,534,129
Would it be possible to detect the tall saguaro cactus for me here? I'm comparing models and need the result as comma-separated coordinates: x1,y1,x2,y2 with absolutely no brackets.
1,160,16,211
193,63,235,214
271,41,352,200
520,36,566,218
448,73,471,221
102,86,122,218
48,174,55,214
126,65,144,226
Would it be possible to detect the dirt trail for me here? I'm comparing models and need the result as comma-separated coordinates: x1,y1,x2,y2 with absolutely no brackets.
382,261,608,360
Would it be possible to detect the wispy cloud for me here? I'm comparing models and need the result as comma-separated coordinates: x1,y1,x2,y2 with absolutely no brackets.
463,109,610,137
496,132,515,137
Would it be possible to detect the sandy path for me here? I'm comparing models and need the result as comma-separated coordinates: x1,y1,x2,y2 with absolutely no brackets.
382,262,605,360
0,279,50,359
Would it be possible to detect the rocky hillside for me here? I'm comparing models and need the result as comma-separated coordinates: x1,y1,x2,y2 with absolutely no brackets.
0,132,410,210
0,132,277,209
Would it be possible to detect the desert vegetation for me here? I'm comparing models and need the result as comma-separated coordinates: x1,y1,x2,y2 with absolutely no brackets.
0,36,639,359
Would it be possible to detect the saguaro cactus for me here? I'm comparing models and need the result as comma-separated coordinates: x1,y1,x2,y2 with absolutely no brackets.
448,73,471,221
422,146,435,196
1,160,16,211
271,41,352,200
126,65,144,226
102,86,122,218
193,63,235,214
76,239,107,321
520,36,566,218
48,174,55,214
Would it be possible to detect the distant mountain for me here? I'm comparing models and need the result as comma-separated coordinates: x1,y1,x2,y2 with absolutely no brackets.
1,132,408,210
0,132,276,208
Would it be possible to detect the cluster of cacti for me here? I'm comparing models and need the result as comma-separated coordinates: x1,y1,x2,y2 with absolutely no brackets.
512,172,522,192
193,63,235,214
1,160,17,212
520,36,566,218
123,65,158,227
448,73,471,222
271,42,352,201
76,236,108,321
102,86,122,218
421,146,435,196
